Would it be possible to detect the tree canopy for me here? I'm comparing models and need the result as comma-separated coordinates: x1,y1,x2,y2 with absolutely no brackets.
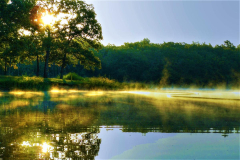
88,39,239,87
0,0,102,78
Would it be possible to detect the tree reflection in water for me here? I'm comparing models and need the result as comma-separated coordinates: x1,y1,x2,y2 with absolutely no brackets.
0,126,101,159
0,90,239,159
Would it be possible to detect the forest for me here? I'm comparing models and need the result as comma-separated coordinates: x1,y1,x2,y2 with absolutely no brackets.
89,39,240,87
0,0,240,89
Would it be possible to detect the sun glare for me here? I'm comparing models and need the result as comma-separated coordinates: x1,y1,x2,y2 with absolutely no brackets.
19,29,31,36
9,91,25,95
128,91,150,95
50,88,68,93
42,12,55,26
21,141,31,147
42,142,51,153
85,91,104,96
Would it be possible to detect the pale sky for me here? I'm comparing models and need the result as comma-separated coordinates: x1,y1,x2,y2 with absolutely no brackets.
88,0,239,47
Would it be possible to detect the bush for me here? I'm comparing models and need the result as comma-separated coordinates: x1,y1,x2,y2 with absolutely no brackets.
62,72,84,81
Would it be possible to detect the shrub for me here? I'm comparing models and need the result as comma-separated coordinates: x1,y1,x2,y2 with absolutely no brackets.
59,72,84,81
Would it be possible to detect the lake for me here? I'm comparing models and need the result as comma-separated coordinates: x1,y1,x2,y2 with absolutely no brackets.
0,89,239,159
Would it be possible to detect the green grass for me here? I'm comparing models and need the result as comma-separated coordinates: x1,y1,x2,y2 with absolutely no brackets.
0,75,50,91
0,75,151,91
1,74,237,91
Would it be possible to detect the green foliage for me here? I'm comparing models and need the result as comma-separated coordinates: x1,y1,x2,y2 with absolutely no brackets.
0,75,50,91
0,0,37,75
90,39,239,88
0,75,116,91
61,72,84,81
1,37,239,89
39,0,103,78
0,0,103,79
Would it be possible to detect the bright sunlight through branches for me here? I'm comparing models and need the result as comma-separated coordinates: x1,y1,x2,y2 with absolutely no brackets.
41,11,55,26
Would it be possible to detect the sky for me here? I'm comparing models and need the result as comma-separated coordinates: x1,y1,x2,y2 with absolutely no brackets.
88,0,239,47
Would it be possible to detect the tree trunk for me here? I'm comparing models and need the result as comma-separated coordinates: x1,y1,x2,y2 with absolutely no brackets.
4,59,7,75
17,63,19,76
9,58,11,75
44,49,50,78
44,28,51,78
60,53,67,79
36,55,39,77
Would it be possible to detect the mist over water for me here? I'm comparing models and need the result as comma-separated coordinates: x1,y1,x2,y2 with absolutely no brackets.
0,89,239,159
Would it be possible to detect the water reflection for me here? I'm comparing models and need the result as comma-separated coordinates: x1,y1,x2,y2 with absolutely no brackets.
0,90,239,159
0,126,101,159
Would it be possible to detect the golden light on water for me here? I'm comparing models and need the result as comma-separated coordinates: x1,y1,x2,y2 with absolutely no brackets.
120,90,240,101
9,91,44,98
8,100,29,109
50,88,68,93
69,90,87,93
85,91,104,96
127,91,150,95
9,91,25,95
42,142,51,153
21,141,52,153
69,90,79,93
50,89,62,93
50,88,87,93
167,94,172,98
21,141,31,147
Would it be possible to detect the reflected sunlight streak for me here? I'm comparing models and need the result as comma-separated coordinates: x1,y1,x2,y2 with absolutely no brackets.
21,141,31,147
50,88,68,93
85,91,104,96
9,91,44,98
9,91,25,95
128,91,151,95
167,94,172,98
121,90,240,100
42,142,51,153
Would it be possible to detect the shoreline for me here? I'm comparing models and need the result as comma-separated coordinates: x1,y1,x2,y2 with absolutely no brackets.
0,75,239,92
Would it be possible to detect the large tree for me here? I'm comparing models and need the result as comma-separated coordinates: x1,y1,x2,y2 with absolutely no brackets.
0,0,36,75
31,0,102,78
56,0,102,79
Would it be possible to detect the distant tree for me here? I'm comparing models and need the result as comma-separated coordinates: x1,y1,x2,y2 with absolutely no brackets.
223,40,235,49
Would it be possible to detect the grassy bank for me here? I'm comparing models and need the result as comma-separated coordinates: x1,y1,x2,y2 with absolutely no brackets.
0,74,238,91
0,75,151,91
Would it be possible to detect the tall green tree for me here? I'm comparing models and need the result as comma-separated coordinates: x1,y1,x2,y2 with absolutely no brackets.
33,0,102,78
0,0,36,75
55,0,102,79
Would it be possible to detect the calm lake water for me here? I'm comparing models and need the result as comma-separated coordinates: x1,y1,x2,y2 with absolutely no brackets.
0,90,239,159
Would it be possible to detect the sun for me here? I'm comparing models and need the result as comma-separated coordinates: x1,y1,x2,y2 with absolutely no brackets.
41,11,55,26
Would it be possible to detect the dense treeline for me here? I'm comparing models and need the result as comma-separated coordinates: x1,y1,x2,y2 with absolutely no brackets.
92,39,240,86
1,38,239,87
